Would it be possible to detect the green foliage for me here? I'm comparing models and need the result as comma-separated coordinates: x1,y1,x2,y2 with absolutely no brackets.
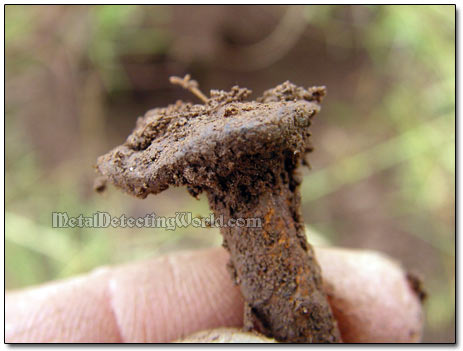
88,5,171,90
5,5,35,44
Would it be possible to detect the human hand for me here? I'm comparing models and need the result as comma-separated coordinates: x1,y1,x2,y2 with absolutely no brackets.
5,247,423,343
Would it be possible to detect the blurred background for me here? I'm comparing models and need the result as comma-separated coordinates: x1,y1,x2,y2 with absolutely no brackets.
5,5,455,342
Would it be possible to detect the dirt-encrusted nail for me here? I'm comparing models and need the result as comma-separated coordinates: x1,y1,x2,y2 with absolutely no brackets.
96,76,341,343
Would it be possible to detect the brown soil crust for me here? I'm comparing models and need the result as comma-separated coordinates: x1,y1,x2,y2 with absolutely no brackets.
96,79,341,343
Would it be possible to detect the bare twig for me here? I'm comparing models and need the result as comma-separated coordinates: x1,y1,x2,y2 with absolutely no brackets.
169,74,209,103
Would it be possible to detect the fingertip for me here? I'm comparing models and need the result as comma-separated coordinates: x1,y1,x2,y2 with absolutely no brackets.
5,269,122,342
315,247,424,343
108,248,244,342
5,248,243,343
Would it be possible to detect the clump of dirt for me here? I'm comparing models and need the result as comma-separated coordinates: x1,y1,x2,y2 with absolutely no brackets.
406,272,427,303
96,76,341,343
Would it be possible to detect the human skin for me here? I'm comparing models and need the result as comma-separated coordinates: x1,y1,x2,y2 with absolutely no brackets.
5,246,423,343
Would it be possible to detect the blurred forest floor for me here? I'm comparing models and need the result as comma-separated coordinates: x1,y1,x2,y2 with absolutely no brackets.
5,5,455,342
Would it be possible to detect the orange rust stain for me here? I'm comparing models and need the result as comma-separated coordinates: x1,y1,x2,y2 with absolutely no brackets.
262,208,276,242
262,230,269,241
264,207,275,225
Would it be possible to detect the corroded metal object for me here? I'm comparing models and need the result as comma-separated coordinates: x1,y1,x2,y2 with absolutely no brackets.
97,76,341,343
